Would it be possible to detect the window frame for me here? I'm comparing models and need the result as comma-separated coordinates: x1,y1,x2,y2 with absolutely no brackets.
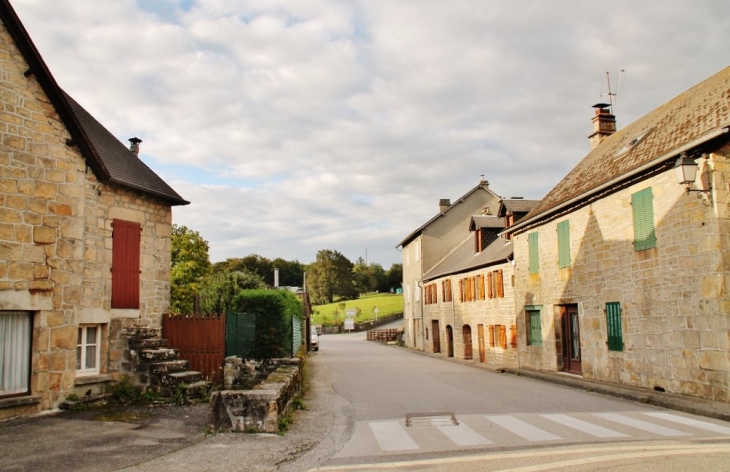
526,305,543,346
606,302,624,351
77,324,102,376
528,232,540,274
631,187,657,251
557,220,571,268
0,311,33,398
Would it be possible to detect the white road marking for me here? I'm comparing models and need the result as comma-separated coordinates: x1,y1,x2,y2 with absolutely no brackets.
541,414,628,438
485,415,562,441
369,421,420,452
593,413,690,436
431,417,492,446
643,412,730,435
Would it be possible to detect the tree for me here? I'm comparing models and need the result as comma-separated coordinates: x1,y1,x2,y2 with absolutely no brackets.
198,270,266,314
386,263,403,293
170,225,211,314
272,258,306,287
353,257,376,294
307,249,357,304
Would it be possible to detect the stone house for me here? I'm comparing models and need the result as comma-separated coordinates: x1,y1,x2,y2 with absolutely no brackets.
506,66,730,402
421,198,538,366
0,0,188,419
397,177,500,350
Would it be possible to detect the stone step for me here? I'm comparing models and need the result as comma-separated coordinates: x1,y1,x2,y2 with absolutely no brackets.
129,338,168,350
157,370,203,387
149,360,189,374
140,348,179,362
185,380,211,398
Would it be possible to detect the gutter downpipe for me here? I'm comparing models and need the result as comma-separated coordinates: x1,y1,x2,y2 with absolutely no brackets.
505,126,730,236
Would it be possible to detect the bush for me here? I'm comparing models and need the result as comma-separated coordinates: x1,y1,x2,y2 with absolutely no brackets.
232,289,302,359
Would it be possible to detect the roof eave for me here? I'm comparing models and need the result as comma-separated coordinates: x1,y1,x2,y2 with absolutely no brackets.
503,125,730,237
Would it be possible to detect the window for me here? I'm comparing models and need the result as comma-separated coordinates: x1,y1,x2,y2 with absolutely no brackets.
77,325,101,375
528,232,539,273
0,311,32,397
526,306,542,346
405,284,410,304
606,302,624,351
557,220,571,268
414,240,420,262
631,188,656,251
442,279,452,302
111,219,141,309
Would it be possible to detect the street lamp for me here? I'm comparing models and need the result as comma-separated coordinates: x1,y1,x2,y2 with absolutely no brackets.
674,153,712,206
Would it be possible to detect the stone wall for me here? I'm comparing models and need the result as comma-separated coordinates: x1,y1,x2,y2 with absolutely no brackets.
0,18,173,417
423,261,518,368
209,358,302,434
513,148,730,402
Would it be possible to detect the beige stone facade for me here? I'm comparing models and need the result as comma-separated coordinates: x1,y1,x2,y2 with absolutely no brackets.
423,262,518,367
510,66,730,403
0,10,181,418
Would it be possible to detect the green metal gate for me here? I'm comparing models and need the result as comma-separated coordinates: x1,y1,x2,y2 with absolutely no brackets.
292,315,302,356
225,312,256,358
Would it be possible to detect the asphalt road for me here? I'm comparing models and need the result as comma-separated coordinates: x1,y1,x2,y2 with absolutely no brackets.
298,326,730,471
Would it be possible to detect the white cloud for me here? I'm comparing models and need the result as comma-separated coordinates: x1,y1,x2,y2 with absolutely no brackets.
10,0,730,266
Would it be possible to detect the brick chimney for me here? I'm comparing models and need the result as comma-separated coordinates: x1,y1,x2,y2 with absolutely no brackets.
588,104,616,149
439,199,451,212
129,137,142,155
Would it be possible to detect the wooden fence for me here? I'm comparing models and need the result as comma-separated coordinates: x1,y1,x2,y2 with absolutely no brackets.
162,313,225,382
366,328,400,342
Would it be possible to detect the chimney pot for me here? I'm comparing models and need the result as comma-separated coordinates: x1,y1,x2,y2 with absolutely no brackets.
129,137,142,155
588,104,616,149
439,199,451,212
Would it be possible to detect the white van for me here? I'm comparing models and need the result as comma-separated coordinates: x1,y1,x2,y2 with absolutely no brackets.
310,326,319,351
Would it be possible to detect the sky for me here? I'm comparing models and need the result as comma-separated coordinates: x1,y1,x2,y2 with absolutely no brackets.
10,0,730,267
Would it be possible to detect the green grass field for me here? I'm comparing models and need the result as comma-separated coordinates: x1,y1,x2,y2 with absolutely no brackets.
312,293,404,327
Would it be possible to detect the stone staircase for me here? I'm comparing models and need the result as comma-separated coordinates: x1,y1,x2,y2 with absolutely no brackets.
124,327,209,400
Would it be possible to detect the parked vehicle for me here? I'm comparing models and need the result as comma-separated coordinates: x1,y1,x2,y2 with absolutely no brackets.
310,326,320,351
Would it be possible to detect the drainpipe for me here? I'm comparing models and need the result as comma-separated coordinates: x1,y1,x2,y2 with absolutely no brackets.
417,280,425,351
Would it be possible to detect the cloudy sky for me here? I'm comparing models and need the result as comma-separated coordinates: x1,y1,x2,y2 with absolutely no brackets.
11,0,730,267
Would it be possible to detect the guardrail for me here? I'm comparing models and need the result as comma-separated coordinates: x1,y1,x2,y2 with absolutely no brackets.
366,328,400,342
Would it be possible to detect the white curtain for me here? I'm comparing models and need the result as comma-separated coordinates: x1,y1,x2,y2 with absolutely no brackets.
0,312,31,396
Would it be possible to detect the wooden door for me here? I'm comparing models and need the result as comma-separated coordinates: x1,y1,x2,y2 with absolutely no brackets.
432,320,441,353
477,324,486,363
446,325,454,357
462,325,473,360
561,305,582,375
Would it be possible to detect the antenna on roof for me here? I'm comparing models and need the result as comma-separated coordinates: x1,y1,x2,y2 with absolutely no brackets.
603,70,625,114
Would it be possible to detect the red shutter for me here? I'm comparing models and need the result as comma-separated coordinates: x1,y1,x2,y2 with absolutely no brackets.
112,219,141,309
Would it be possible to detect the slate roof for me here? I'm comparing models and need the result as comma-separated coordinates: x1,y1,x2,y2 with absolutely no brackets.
0,0,188,206
397,181,498,248
423,235,512,281
63,93,188,205
512,66,730,233
497,199,540,218
469,215,504,231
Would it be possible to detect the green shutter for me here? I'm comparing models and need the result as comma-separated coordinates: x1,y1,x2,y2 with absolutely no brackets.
632,188,656,251
606,302,623,351
528,309,542,346
528,232,539,274
557,220,571,268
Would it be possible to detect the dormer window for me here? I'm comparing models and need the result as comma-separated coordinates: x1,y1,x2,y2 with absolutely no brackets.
616,128,653,157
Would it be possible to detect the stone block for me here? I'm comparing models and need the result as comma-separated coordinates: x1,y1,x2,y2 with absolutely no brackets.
0,207,22,223
49,203,73,216
699,350,729,371
33,226,56,244
33,181,57,199
29,280,53,291
50,325,76,350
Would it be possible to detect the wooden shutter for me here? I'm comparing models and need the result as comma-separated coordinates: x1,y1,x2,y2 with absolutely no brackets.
528,310,542,346
606,302,624,351
498,325,507,349
496,270,504,298
528,232,539,273
557,220,571,268
112,219,141,309
488,325,495,347
510,324,517,348
632,188,656,251
487,272,493,298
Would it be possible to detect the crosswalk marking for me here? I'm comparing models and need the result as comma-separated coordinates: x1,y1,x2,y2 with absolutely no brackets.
369,421,420,452
643,412,730,435
484,415,562,441
432,417,492,446
541,414,628,438
593,413,690,436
